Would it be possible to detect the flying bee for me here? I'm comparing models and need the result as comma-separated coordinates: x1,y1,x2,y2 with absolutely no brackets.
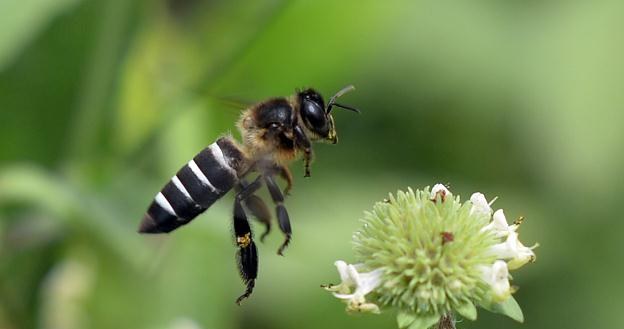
138,85,359,304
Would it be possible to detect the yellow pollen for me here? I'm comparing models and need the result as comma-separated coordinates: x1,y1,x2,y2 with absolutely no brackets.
237,233,251,248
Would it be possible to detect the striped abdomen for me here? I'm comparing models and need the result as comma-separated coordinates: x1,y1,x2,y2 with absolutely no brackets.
139,137,246,233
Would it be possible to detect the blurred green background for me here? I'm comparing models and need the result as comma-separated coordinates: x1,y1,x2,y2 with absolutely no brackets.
1,0,622,328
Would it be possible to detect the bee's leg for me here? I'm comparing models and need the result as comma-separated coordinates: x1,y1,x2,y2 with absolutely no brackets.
237,178,272,242
233,178,262,305
246,195,272,242
273,165,293,195
235,176,263,200
263,174,292,256
294,125,313,177
233,199,257,304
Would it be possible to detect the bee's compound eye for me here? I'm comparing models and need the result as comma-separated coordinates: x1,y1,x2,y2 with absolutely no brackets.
301,100,326,129
269,122,280,129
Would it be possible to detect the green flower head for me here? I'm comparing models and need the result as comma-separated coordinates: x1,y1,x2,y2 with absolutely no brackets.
323,185,537,329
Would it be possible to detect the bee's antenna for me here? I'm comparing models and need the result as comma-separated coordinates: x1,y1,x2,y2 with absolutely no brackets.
329,103,360,113
327,85,359,114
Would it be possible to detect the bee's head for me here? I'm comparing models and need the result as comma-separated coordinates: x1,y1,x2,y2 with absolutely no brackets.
298,85,359,144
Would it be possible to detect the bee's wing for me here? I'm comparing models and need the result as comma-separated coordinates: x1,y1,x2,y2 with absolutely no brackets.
210,94,254,111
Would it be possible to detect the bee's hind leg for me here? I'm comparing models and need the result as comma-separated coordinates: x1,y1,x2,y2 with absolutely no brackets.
245,194,272,242
237,178,272,242
263,174,292,256
233,176,262,305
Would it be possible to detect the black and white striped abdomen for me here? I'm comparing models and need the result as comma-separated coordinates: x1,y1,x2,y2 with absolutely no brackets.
139,137,246,233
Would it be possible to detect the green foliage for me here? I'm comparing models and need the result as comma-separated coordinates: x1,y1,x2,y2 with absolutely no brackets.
397,311,439,329
0,0,82,71
455,301,477,321
479,295,524,323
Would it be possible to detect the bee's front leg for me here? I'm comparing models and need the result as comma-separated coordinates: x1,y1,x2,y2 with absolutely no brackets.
269,164,293,196
293,125,313,177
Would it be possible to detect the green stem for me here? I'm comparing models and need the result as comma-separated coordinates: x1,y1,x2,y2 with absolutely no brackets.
66,0,134,162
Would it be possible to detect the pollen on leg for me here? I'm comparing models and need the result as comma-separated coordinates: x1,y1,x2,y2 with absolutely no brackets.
237,233,251,248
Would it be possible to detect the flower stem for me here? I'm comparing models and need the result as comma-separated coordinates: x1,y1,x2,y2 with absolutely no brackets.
436,313,455,329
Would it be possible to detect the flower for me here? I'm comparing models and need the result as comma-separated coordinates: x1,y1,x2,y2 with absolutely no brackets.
479,261,511,302
481,209,518,237
323,260,384,313
430,183,451,201
469,192,494,217
488,231,536,270
322,185,537,328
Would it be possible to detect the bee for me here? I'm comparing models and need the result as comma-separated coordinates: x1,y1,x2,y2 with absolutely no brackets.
138,85,359,304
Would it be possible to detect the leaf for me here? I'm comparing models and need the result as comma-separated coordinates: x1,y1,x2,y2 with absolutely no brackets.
479,296,524,323
495,296,524,323
0,165,75,216
455,301,478,320
0,165,147,268
397,311,416,329
0,0,81,71
407,313,440,329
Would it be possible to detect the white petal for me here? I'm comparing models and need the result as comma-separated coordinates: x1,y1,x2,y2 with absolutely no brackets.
482,209,516,237
334,260,353,285
350,301,380,314
492,209,508,227
324,260,358,295
488,232,536,269
353,268,384,297
333,292,357,300
507,244,536,270
431,184,451,200
346,264,361,286
326,262,384,313
470,192,492,216
480,261,511,302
